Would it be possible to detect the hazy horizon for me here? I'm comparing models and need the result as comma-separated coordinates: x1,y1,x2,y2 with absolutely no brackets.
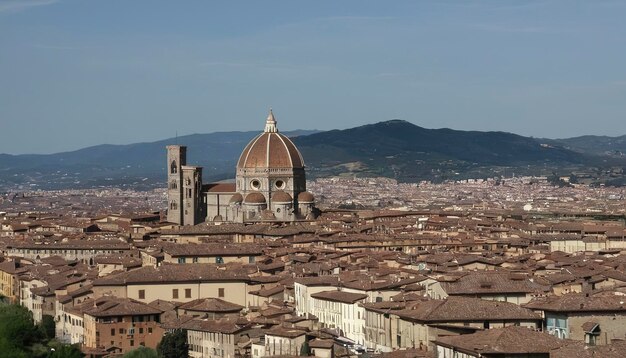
2,0,626,154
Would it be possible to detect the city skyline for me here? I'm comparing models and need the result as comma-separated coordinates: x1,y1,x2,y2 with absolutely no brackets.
2,0,626,154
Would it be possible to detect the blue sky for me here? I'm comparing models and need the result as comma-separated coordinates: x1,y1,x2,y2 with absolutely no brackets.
1,0,626,154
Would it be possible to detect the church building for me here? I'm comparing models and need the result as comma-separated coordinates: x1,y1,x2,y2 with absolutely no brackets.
166,110,316,225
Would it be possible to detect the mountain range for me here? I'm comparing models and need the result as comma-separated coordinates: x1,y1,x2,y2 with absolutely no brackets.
1,120,625,190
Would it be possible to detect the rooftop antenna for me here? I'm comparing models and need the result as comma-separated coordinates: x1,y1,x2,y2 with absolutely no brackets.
175,130,178,145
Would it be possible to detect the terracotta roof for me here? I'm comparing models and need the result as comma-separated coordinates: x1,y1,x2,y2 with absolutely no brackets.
394,297,540,322
93,264,251,286
179,298,244,313
163,243,262,257
83,297,162,318
378,348,434,358
525,292,626,312
309,339,334,349
550,340,626,358
311,290,368,304
267,325,308,338
181,317,250,334
440,271,547,295
433,326,565,354
205,183,237,193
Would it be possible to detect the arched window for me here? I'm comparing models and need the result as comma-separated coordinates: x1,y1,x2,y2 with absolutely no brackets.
170,160,177,174
170,181,177,189
170,201,178,210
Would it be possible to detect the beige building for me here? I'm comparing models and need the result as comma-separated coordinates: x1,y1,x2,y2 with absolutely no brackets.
0,259,28,302
183,318,253,358
161,243,262,264
310,290,367,345
364,297,541,352
525,292,626,345
6,239,133,264
253,326,308,358
92,264,252,307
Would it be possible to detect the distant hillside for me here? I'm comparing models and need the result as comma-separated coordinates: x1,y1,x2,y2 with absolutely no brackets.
543,135,626,157
294,120,608,181
1,121,625,190
0,130,318,190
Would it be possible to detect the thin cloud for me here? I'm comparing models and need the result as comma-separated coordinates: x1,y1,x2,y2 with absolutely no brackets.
199,60,334,73
0,0,59,13
471,23,558,34
322,16,397,21
30,43,93,50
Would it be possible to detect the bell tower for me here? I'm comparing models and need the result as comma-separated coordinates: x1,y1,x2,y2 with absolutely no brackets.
166,145,186,225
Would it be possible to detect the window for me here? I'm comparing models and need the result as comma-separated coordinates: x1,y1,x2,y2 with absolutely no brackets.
111,328,115,336
216,256,224,264
148,328,153,334
185,288,192,298
119,328,124,334
171,161,177,174
218,288,225,298
192,257,198,263
249,256,255,264
173,289,179,299
139,328,144,334
178,257,186,264
130,340,134,346
138,290,145,299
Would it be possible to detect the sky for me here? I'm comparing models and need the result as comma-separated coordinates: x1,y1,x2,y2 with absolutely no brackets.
1,0,626,154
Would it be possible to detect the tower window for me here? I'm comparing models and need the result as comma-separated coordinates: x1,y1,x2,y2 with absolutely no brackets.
170,161,177,174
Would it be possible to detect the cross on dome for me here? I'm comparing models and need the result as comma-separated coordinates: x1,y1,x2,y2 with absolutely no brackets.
264,108,278,133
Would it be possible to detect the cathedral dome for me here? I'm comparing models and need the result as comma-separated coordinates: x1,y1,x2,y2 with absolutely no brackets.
244,192,266,204
272,191,293,203
237,110,305,170
298,191,315,203
229,193,243,204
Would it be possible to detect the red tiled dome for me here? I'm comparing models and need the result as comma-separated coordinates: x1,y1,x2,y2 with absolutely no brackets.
237,110,305,170
272,191,293,203
229,193,243,204
244,192,266,204
298,191,315,202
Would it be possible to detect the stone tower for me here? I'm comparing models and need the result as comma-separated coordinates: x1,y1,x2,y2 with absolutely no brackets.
166,145,186,225
181,165,204,225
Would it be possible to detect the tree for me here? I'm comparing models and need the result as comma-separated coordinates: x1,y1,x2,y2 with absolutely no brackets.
39,314,56,340
157,329,188,358
300,340,311,356
0,304,39,349
47,343,84,358
124,347,158,358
